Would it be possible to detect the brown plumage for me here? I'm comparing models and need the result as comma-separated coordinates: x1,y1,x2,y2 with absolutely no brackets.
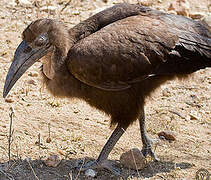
3,3,211,175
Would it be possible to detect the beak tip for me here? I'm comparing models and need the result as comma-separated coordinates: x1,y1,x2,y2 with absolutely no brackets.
3,88,8,98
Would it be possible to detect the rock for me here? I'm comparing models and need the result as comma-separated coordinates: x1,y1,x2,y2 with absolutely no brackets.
85,169,97,178
168,0,190,17
202,15,211,28
43,155,61,167
120,148,147,170
158,131,176,142
28,71,39,77
189,111,199,120
18,0,32,7
46,137,51,143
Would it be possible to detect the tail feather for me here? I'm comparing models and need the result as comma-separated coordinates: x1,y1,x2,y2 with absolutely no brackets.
153,44,211,75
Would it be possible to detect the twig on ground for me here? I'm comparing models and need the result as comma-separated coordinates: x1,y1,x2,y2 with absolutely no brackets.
45,170,64,178
46,122,52,143
61,0,72,12
7,160,18,172
169,110,186,120
8,107,14,163
121,127,141,178
0,169,15,180
69,170,73,180
26,158,39,180
130,148,141,177
38,133,41,159
157,174,167,179
75,158,85,180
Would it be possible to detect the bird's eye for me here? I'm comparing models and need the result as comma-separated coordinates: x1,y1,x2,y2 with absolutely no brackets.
35,35,47,47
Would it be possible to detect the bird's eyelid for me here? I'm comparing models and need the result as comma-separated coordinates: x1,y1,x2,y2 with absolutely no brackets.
35,34,49,47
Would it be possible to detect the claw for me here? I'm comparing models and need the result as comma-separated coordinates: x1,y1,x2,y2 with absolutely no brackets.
141,146,160,161
141,137,160,161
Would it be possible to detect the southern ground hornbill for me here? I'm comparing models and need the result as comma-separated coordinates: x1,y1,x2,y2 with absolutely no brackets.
3,3,211,175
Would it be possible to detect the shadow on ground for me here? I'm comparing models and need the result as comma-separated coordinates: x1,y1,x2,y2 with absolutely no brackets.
0,157,192,180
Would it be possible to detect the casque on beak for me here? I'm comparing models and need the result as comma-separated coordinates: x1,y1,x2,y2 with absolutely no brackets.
3,40,51,98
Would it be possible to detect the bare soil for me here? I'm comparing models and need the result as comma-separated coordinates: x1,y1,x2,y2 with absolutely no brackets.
0,0,210,179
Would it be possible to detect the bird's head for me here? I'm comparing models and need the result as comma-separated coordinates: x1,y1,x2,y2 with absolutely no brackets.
3,18,72,98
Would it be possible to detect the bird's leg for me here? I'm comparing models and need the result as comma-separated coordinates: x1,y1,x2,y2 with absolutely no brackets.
139,109,159,161
76,124,127,175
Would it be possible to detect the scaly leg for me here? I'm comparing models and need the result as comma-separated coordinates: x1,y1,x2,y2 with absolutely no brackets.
139,108,159,161
76,124,128,175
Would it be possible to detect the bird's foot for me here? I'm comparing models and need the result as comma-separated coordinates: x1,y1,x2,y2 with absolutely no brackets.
141,138,160,161
76,159,121,176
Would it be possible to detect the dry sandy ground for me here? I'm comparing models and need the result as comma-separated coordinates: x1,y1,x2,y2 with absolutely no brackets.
0,0,210,179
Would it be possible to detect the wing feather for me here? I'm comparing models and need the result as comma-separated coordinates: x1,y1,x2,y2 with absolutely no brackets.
67,9,211,91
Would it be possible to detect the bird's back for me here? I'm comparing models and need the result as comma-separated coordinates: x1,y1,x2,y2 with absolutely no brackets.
68,9,211,91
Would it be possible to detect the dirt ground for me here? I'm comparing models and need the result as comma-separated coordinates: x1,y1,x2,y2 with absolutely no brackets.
0,0,210,179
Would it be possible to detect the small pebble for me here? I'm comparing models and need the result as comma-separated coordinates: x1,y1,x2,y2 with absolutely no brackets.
158,131,176,142
85,169,97,178
189,13,205,19
43,155,61,167
189,112,199,120
5,98,14,103
46,137,51,143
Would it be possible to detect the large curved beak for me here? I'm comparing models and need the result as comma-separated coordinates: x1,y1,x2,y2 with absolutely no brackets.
3,40,51,98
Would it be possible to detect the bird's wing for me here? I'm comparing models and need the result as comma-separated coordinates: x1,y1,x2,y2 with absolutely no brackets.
67,14,211,91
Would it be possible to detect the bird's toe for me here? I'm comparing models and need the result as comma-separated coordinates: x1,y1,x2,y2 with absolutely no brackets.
75,159,122,176
141,146,160,162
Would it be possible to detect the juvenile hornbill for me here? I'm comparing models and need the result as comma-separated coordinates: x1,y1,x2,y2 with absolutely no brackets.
3,3,211,175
